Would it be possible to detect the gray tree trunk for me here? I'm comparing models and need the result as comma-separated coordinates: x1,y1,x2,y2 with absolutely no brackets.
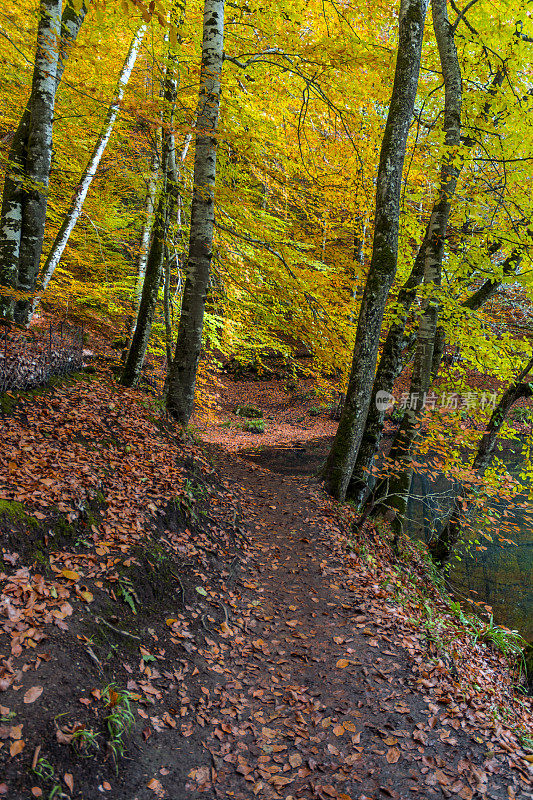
347,230,428,506
372,0,463,523
323,0,430,500
166,0,225,424
0,0,90,319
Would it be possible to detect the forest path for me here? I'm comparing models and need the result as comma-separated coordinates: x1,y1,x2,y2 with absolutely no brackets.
180,445,521,800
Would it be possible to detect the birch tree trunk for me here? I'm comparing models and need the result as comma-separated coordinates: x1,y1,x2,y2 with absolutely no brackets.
372,0,463,524
25,23,148,325
0,0,90,319
322,0,430,500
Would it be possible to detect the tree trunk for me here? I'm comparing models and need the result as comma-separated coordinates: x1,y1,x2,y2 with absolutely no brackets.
0,0,90,319
431,357,533,563
26,23,147,325
121,173,171,386
346,231,428,506
366,0,463,524
166,0,225,424
322,0,430,500
121,4,185,387
131,147,160,336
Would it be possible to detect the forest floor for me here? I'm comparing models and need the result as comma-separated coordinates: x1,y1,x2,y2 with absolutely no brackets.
0,354,532,800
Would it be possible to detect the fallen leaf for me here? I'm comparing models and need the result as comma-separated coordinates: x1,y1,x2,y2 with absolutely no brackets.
336,659,349,669
31,789,42,798
60,569,80,581
386,747,400,764
64,773,74,792
333,724,345,736
289,753,302,768
10,739,25,756
24,686,43,704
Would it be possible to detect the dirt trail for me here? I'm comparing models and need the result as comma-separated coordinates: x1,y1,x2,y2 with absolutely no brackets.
177,448,526,800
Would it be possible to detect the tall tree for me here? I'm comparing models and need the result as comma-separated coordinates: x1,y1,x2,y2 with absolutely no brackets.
121,1,186,387
0,0,89,321
322,0,430,500
368,0,463,524
166,0,226,424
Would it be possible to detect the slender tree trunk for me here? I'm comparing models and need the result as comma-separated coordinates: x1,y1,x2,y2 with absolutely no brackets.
26,23,147,325
0,0,90,319
431,357,533,563
131,146,160,334
322,0,430,500
347,232,428,505
121,171,171,386
166,0,225,424
121,3,186,387
371,0,463,523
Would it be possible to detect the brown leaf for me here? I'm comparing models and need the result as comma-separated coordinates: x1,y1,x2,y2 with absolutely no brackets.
64,773,74,792
386,746,400,764
24,686,43,704
31,789,42,798
10,739,25,756
336,659,349,669
289,753,302,768
333,724,345,736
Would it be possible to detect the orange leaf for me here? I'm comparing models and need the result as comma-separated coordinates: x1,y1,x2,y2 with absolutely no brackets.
386,746,401,764
336,659,349,668
10,739,25,756
64,773,74,792
60,569,80,581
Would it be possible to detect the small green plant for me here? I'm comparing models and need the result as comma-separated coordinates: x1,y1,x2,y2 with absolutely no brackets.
243,419,265,433
32,755,56,782
31,755,66,798
235,404,263,419
102,684,136,766
71,726,100,755
309,403,336,417
117,575,138,615
473,615,526,662
520,734,533,752
180,478,208,519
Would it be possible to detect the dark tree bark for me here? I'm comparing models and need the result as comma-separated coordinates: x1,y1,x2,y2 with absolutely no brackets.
0,1,90,321
373,0,463,523
120,6,185,387
346,230,428,506
166,0,225,424
323,0,430,500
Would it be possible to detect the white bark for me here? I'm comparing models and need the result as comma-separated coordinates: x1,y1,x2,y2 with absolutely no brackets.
28,23,147,321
